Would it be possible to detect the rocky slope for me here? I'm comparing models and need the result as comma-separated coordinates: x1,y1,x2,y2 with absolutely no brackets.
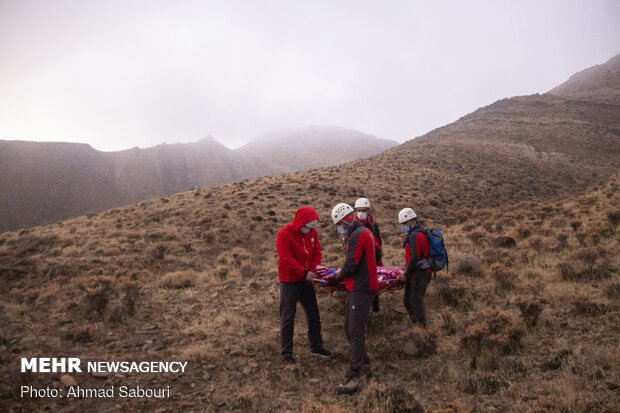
549,53,620,101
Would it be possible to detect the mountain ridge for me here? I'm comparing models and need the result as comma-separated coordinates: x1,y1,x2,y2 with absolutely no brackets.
548,53,620,101
0,126,396,233
2,53,619,233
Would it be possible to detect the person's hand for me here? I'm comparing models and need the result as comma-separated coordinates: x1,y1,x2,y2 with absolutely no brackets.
398,272,407,282
306,271,317,281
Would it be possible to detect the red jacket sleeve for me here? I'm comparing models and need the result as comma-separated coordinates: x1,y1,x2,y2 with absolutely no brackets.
276,231,306,277
355,230,374,264
405,243,410,266
417,231,430,260
311,230,321,272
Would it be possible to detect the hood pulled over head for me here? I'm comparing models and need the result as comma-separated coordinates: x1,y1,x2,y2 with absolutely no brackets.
291,206,320,231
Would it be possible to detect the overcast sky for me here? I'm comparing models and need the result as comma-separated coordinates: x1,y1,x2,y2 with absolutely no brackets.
0,1,618,152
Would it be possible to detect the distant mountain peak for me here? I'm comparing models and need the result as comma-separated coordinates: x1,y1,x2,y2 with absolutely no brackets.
244,125,397,147
198,135,217,143
238,125,398,173
548,53,620,101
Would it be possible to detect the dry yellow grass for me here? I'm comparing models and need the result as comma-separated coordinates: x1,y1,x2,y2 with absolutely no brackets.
0,163,618,411
160,270,196,289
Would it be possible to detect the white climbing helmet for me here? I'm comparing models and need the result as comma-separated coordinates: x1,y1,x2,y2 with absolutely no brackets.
355,197,371,209
331,203,354,224
398,207,417,223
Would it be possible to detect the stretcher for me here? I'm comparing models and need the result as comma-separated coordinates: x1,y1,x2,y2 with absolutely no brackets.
312,266,405,297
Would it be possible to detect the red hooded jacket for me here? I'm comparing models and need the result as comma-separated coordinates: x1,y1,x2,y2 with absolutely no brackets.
276,206,322,283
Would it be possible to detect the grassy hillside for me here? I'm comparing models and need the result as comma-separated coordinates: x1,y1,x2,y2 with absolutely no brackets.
1,164,618,411
1,55,618,412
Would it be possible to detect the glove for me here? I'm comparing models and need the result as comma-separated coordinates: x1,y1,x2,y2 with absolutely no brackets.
324,274,339,287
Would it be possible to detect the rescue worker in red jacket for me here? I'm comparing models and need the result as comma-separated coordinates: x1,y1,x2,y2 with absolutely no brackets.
354,197,382,250
399,207,432,327
329,203,378,394
276,206,331,364
354,197,383,312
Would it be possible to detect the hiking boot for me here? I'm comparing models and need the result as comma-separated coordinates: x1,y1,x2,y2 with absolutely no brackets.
283,354,295,365
362,364,373,378
337,377,361,394
311,348,331,358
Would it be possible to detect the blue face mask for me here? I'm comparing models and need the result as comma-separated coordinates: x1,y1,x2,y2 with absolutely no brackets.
401,225,410,233
337,226,346,235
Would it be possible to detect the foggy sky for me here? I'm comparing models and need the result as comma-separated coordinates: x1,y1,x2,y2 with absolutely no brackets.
0,0,618,152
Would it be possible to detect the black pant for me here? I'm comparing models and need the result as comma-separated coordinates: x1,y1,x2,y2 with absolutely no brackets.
372,294,380,312
280,281,323,356
344,290,376,379
403,272,431,327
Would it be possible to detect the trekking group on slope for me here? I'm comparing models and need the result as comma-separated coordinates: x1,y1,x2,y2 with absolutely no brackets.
276,198,438,395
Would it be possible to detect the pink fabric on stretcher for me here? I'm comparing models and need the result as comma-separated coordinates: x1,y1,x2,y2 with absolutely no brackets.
313,266,405,291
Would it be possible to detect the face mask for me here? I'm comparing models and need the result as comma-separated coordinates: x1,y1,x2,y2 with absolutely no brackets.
401,225,410,233
337,226,346,235
357,211,368,221
300,226,310,234
305,219,318,229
